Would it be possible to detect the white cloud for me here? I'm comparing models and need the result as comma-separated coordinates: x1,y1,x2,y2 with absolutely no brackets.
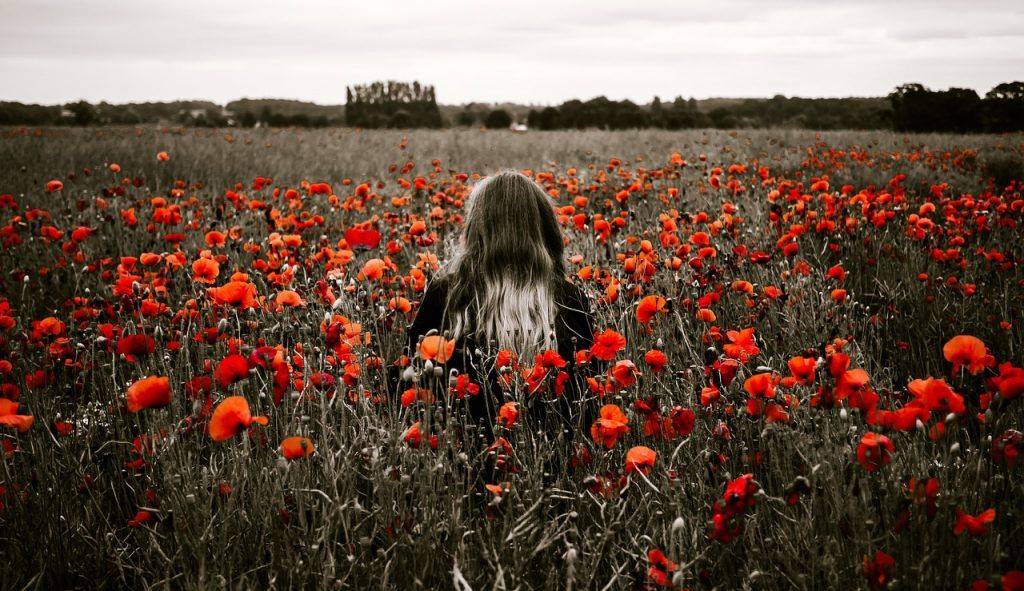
1,0,1021,104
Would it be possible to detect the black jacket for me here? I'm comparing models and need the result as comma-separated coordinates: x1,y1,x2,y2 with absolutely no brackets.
402,275,596,443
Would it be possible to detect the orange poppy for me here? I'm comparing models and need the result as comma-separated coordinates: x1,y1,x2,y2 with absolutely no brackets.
125,376,171,412
942,335,994,375
636,295,667,324
280,436,314,460
625,445,657,475
209,396,267,441
590,404,630,449
419,335,455,363
0,399,33,432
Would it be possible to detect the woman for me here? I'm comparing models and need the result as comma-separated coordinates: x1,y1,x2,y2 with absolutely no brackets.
403,170,595,451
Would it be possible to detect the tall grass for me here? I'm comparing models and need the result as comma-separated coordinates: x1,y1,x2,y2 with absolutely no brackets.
0,126,1021,590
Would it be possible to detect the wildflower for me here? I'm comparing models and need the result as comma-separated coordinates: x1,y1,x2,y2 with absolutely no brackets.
125,376,171,412
857,432,894,472
208,396,268,441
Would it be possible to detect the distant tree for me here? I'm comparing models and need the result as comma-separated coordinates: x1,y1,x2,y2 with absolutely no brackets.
66,100,97,126
484,109,512,129
0,102,61,125
982,81,1024,132
709,107,738,129
345,81,442,128
238,111,257,127
648,96,666,128
527,106,561,130
389,110,413,128
889,84,981,133
455,108,477,126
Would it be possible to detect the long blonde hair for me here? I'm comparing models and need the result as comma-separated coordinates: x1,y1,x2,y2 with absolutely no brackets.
442,170,566,356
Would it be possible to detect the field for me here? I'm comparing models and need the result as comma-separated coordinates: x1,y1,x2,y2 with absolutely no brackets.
0,126,1022,590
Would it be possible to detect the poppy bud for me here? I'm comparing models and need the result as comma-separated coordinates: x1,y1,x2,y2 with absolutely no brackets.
950,442,961,454
671,517,685,533
564,547,577,565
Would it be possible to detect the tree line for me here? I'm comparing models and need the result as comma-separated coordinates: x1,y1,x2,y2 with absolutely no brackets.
1,81,1021,132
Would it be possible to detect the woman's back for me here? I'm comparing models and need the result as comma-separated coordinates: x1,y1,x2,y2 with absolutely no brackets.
396,170,597,445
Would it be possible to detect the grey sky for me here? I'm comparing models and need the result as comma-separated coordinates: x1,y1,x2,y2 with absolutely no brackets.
1,0,1022,105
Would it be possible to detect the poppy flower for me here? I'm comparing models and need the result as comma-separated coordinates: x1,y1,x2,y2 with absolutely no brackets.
128,510,155,527
591,329,626,361
344,227,382,249
943,335,994,375
863,551,894,590
856,432,894,472
419,335,455,363
625,445,656,475
208,396,268,441
992,363,1024,400
117,334,155,362
192,258,220,284
208,280,259,309
644,349,668,372
647,549,677,587
590,404,630,449
954,508,995,536
908,377,965,415
636,295,667,324
744,372,779,398
274,290,305,308
0,399,33,432
609,359,639,389
360,258,387,281
788,356,817,385
723,328,760,362
214,354,250,388
280,436,314,460
125,376,171,412
497,402,519,428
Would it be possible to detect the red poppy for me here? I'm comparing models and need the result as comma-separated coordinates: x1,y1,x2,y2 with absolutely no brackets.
0,399,33,432
647,549,677,587
943,335,994,375
856,432,894,472
590,404,630,449
419,335,455,363
280,436,315,460
208,396,268,441
954,508,995,536
117,334,155,362
208,280,259,309
723,328,759,362
214,354,251,388
591,329,626,361
625,445,656,475
644,349,668,372
125,376,171,412
636,295,667,324
497,402,519,428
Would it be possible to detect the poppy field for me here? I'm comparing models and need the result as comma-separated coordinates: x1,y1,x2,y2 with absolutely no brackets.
1,126,1023,590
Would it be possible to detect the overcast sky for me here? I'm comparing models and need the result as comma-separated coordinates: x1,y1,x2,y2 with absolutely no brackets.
2,0,1022,106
